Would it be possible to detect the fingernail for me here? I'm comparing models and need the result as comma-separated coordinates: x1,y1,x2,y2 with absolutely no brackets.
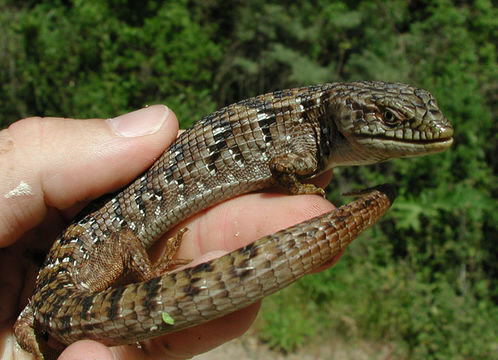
106,105,170,137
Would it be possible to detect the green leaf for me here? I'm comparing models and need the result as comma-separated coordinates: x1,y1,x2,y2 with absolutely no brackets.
161,312,175,325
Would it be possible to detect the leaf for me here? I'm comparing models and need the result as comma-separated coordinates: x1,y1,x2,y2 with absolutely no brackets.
162,312,175,325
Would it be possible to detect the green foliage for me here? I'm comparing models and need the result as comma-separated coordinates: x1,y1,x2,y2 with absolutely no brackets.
0,0,496,359
288,241,498,359
259,285,320,353
0,0,221,125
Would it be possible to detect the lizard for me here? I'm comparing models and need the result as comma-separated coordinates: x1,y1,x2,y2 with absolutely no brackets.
13,81,454,359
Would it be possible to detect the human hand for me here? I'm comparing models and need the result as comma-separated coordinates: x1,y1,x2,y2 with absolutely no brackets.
0,105,337,359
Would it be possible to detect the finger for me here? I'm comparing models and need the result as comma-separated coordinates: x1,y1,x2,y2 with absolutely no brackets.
174,192,335,259
58,303,257,360
111,302,260,360
310,169,333,189
130,193,335,359
0,105,177,247
153,302,261,357
59,340,114,360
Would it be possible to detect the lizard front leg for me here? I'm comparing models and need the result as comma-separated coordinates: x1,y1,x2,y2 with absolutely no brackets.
269,153,326,197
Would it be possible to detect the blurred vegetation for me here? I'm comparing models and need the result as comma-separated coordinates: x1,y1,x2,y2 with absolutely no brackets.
1,0,496,359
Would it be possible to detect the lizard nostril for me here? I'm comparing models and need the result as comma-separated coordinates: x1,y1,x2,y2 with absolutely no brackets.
438,124,454,139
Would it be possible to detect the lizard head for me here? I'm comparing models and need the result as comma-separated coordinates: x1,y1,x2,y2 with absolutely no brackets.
326,81,454,166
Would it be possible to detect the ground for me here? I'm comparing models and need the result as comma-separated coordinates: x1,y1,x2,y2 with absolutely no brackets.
195,326,397,360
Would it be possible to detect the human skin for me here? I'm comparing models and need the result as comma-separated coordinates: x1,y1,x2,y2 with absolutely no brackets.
0,105,338,359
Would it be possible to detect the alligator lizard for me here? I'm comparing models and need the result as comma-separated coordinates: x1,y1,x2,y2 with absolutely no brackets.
14,81,454,359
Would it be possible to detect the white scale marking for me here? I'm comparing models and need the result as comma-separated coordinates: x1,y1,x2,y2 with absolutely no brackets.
212,125,230,136
256,112,269,121
80,282,91,290
197,182,206,192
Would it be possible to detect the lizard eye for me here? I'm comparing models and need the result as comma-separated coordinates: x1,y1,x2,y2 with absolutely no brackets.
383,110,398,126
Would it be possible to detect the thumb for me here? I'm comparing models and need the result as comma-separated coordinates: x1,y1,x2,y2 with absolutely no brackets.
0,105,178,247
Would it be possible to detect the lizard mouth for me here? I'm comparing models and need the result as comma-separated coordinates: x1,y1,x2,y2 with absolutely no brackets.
355,121,454,151
356,135,454,156
368,135,454,146
395,137,454,154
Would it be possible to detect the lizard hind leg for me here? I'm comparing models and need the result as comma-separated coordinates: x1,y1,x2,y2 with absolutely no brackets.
75,227,190,288
14,305,49,360
269,153,326,197
117,228,190,282
151,227,191,276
